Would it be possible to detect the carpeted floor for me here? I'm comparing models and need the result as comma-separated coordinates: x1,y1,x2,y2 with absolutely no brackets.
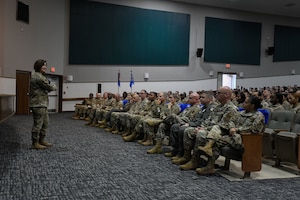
216,156,299,181
1,113,300,200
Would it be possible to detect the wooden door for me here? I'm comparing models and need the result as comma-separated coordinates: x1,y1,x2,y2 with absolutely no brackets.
16,70,31,115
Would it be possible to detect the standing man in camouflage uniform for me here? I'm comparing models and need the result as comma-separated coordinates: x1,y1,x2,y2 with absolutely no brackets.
30,59,57,149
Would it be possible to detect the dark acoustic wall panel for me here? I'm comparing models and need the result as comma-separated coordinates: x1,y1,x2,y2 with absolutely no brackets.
69,0,190,65
204,17,261,65
273,25,300,62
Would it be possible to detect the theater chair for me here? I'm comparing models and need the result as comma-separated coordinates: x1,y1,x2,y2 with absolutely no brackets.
220,133,263,179
219,109,270,179
274,113,300,173
262,110,295,158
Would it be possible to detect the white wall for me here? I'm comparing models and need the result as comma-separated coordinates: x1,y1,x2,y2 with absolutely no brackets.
0,77,16,95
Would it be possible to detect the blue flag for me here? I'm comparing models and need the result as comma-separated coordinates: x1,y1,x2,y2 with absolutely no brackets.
118,71,120,87
130,71,134,88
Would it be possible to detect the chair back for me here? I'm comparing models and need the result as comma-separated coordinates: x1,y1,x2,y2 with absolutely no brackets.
291,113,300,133
267,110,295,131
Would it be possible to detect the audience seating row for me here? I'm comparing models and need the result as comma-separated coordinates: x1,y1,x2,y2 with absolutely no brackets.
274,113,300,172
263,110,300,173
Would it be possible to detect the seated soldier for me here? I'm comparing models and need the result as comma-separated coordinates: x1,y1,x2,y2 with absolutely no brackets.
268,92,284,112
150,92,200,156
72,93,95,120
119,90,148,139
85,93,102,125
106,93,133,133
97,92,117,127
113,93,140,135
287,90,300,114
88,92,108,126
122,91,157,143
173,87,238,168
168,91,216,161
195,95,264,175
144,93,181,150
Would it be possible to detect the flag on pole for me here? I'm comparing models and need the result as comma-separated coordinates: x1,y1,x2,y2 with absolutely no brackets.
118,70,121,87
129,71,134,88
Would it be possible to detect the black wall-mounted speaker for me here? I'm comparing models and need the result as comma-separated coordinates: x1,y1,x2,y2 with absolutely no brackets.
16,1,29,24
196,48,203,57
97,84,102,93
266,47,275,55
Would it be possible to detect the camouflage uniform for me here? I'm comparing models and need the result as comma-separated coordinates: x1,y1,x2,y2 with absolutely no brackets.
216,110,265,150
261,99,271,109
141,102,175,139
126,99,150,135
73,96,96,119
268,103,285,113
87,97,104,124
94,97,116,122
187,101,238,156
30,71,57,143
156,104,201,143
117,99,147,133
173,102,217,156
104,100,125,125
291,103,300,114
282,101,291,110
81,97,96,119
110,100,133,131
197,101,238,138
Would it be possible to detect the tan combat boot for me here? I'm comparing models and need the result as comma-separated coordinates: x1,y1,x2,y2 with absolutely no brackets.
196,158,215,175
179,153,200,170
137,132,147,144
141,135,153,146
147,140,162,154
123,132,137,142
72,116,80,120
98,120,106,125
198,139,214,157
31,140,46,149
171,155,182,160
39,137,53,147
164,152,174,157
172,150,191,165
105,127,113,132
165,149,177,158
